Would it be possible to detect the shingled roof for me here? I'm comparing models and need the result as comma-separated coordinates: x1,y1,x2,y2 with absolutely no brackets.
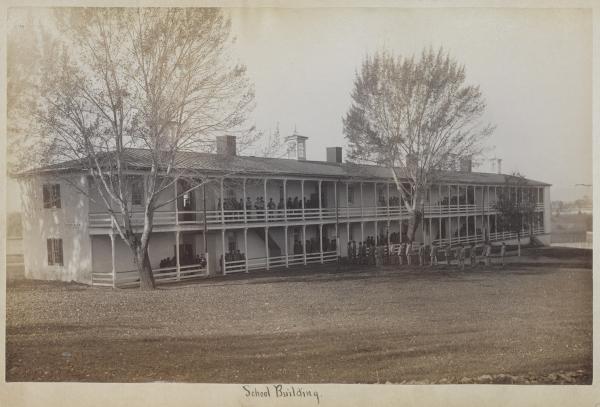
16,148,550,186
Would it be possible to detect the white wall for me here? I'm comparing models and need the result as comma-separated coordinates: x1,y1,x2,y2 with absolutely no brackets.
20,174,93,283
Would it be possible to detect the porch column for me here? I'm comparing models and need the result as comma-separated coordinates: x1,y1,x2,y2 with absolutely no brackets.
243,178,247,223
429,217,432,245
221,229,226,274
220,178,225,225
374,182,377,216
439,217,442,244
360,182,364,217
283,179,288,221
174,179,179,225
319,224,324,263
374,220,378,244
318,180,322,219
265,227,270,270
175,231,180,281
438,184,442,215
284,226,289,268
387,222,391,246
347,222,351,247
301,180,305,220
386,183,390,218
302,225,307,265
346,182,350,220
361,221,364,242
264,178,268,222
110,233,116,288
244,228,249,273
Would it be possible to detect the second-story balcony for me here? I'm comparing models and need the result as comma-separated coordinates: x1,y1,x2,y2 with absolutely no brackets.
88,202,545,230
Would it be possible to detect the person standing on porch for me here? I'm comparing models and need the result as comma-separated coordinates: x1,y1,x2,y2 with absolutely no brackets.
406,241,413,266
458,245,466,270
470,244,477,267
445,245,452,266
485,242,492,266
418,243,425,266
500,242,506,267
430,244,438,266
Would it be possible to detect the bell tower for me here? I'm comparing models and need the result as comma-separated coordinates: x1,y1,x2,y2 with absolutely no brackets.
285,127,308,161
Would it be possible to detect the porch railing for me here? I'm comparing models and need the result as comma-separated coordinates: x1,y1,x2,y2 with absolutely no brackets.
88,203,546,229
223,251,337,275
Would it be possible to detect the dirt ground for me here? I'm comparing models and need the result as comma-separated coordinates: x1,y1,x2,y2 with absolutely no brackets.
5,247,592,383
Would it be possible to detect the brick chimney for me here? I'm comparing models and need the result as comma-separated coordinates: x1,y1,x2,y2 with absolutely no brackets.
216,135,237,156
326,147,342,163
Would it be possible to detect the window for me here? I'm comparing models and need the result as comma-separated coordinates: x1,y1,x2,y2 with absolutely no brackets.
47,238,64,266
131,178,144,206
43,184,61,209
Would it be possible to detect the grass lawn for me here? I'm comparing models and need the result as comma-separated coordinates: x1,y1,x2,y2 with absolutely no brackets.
5,247,592,383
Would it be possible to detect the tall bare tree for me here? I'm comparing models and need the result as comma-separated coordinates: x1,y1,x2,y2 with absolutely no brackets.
29,8,255,289
343,47,494,243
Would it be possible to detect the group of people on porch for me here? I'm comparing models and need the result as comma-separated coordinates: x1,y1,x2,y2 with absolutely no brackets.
158,253,207,269
216,194,324,220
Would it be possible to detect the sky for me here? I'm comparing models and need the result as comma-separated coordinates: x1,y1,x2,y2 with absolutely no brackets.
5,7,593,211
227,7,592,202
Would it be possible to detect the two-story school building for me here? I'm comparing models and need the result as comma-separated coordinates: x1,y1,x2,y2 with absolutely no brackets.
15,133,551,287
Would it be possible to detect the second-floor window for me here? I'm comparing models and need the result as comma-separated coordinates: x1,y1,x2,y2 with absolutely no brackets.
47,238,64,266
42,184,61,209
131,178,144,206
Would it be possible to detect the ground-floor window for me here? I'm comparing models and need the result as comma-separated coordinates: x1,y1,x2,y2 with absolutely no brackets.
47,238,63,266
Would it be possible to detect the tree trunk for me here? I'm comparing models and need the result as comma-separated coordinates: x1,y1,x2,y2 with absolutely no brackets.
406,210,421,243
134,245,156,290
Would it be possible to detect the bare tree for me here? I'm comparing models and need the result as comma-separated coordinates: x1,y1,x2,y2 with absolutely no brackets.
30,8,255,289
494,173,538,256
343,47,494,243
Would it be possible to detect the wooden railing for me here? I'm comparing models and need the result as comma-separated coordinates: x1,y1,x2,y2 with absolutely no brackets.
91,263,208,288
223,251,337,274
88,203,547,229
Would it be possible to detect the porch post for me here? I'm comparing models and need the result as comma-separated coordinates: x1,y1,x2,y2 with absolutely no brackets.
374,220,378,244
346,182,350,220
175,230,180,281
264,178,268,222
244,228,249,273
429,216,432,245
110,233,116,288
283,179,287,221
360,182,364,217
174,179,179,225
361,221,364,242
386,183,390,218
318,180,322,219
302,225,307,265
374,182,377,216
319,224,324,263
284,226,289,268
220,177,225,225
301,180,305,220
243,178,247,223
221,229,226,274
265,227,270,270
